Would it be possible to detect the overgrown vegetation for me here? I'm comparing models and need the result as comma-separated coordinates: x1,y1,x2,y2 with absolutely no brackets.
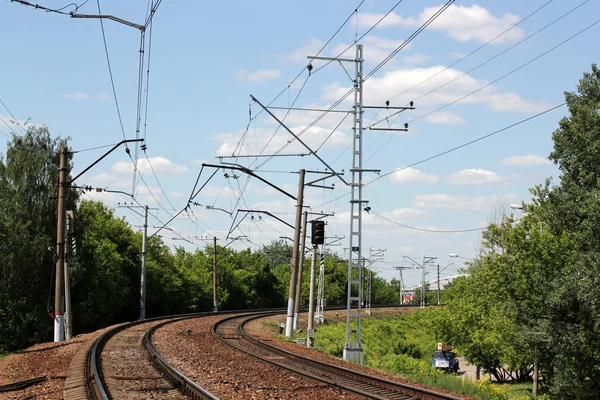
313,309,512,400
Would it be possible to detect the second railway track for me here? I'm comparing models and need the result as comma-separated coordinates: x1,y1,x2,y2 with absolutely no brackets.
213,312,462,400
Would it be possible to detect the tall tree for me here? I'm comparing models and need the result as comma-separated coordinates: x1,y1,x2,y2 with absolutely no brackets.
531,64,600,398
0,127,77,352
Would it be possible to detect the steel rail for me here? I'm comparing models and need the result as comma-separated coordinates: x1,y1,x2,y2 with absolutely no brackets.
213,309,460,400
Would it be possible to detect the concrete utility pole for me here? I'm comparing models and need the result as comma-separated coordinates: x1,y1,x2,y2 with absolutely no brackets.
64,210,74,340
307,244,318,347
286,169,305,337
213,236,218,312
293,211,308,329
54,146,67,342
394,266,410,305
139,205,148,320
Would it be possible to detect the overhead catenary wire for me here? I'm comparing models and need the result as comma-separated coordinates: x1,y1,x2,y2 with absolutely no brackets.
371,211,494,233
9,0,90,15
386,0,557,104
363,16,599,165
366,0,589,134
251,0,368,123
96,0,128,145
256,1,453,170
311,102,567,211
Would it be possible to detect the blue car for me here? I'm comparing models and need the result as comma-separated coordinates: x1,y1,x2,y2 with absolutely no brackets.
432,350,459,373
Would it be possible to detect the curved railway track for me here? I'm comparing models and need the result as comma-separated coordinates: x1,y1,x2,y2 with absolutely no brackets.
79,311,233,400
64,305,446,400
213,312,462,400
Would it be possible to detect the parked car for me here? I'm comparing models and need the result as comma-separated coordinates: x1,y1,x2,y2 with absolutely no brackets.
432,350,459,373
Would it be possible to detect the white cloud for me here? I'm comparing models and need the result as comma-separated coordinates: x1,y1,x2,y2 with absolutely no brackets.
447,168,509,185
356,5,523,44
112,157,189,176
426,111,466,124
390,167,438,184
284,38,323,63
381,207,431,220
236,69,281,83
322,66,552,114
401,53,431,65
413,193,517,210
62,93,109,101
499,154,551,167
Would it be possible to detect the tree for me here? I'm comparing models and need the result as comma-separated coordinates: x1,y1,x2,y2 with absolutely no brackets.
529,64,600,398
0,127,77,352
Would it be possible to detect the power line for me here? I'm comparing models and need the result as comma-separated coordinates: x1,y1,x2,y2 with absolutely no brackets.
364,17,599,164
367,102,566,183
371,211,490,233
72,143,118,153
407,16,600,127
9,0,90,15
312,102,566,211
0,98,27,135
312,0,407,75
256,1,452,171
386,0,557,104
252,0,368,122
143,150,176,211
96,0,128,145
367,0,588,133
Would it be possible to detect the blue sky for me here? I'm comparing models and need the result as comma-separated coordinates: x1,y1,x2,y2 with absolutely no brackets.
1,0,598,287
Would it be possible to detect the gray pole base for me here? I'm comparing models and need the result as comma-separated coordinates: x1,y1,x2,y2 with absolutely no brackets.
343,347,364,364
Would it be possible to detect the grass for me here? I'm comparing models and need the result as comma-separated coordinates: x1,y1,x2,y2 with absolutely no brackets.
503,382,533,400
298,309,517,400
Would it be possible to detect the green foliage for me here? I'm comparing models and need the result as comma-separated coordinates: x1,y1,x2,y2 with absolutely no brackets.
313,310,510,400
439,65,600,397
0,127,77,353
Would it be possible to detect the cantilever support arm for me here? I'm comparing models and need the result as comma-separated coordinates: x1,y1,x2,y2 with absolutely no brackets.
71,13,145,31
69,139,144,184
201,163,296,201
250,95,348,186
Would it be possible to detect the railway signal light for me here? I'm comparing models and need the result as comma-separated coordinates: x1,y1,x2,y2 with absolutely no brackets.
311,220,325,245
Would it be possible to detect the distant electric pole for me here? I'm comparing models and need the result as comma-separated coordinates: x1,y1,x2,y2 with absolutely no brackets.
437,264,441,306
366,248,385,314
118,204,154,320
421,256,437,308
394,265,412,305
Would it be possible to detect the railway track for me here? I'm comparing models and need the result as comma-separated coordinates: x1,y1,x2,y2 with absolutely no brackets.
70,312,224,400
213,312,462,400
62,305,434,400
